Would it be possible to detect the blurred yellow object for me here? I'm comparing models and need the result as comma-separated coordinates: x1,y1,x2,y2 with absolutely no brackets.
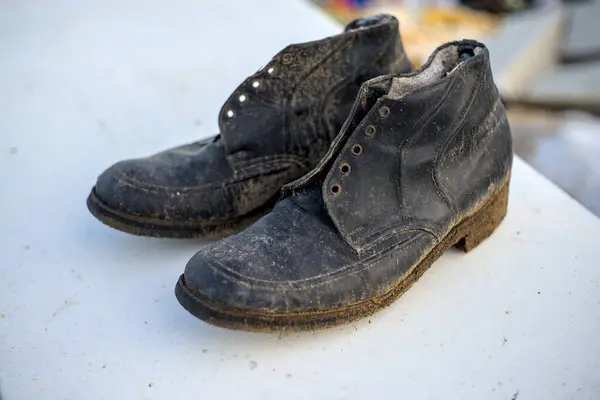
420,6,499,28
412,7,500,66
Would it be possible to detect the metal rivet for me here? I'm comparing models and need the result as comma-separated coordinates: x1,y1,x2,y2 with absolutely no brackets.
239,94,247,103
351,144,362,155
340,163,351,175
252,80,260,88
226,110,234,118
378,106,390,118
365,125,376,137
330,184,341,195
281,53,293,64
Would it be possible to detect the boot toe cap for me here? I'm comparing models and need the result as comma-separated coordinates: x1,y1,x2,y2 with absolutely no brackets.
94,159,166,218
182,250,260,311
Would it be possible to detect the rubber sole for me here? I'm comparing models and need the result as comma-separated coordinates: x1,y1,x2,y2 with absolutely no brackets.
175,177,511,332
86,188,274,239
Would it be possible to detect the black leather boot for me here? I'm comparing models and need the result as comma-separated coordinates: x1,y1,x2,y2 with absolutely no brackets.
86,14,412,238
176,40,513,332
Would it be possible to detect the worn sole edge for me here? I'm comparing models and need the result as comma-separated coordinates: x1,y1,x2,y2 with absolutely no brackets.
86,188,273,239
175,176,510,333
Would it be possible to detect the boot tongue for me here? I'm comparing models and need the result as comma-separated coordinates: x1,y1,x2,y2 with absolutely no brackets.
283,77,393,220
283,75,393,197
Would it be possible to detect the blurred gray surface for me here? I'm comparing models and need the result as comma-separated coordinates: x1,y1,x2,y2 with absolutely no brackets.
510,109,600,216
561,0,600,61
486,7,564,99
525,62,600,111
516,0,600,109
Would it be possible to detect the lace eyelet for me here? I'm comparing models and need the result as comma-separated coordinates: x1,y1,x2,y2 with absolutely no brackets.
340,162,351,175
281,53,293,64
365,125,376,137
267,67,275,74
252,80,260,89
378,106,390,118
226,110,234,118
330,184,341,196
351,144,363,155
238,94,247,103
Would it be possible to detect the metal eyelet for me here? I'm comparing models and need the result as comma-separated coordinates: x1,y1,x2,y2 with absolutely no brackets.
340,162,351,175
252,80,260,89
281,53,293,64
378,106,390,118
267,67,275,74
226,110,234,118
365,125,376,137
238,94,247,103
330,184,341,196
351,144,363,155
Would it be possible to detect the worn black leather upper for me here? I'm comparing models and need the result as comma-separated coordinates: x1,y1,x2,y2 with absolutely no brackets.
93,14,412,225
182,40,513,313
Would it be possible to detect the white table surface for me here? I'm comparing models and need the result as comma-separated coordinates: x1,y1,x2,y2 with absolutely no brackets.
2,1,600,399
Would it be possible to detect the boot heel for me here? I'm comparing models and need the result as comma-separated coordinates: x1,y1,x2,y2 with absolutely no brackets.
455,179,510,253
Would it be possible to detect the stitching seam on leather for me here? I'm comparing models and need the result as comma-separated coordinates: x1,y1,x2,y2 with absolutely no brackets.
116,157,304,192
432,74,483,219
202,229,432,288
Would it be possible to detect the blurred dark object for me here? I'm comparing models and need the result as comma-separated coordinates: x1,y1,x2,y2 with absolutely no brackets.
461,0,535,14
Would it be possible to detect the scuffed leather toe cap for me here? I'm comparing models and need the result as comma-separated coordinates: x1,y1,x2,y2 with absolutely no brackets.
93,160,285,223
180,242,350,315
92,138,240,222
94,159,165,217
94,160,157,215
93,156,236,222
182,250,263,311
182,247,325,314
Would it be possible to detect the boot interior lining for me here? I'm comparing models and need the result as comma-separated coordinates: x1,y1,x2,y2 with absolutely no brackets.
387,44,483,100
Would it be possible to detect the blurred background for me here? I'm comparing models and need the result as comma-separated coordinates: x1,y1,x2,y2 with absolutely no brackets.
310,0,600,217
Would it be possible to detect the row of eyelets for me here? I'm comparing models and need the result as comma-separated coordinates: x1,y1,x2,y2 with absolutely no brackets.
226,59,285,119
225,52,295,120
330,106,389,195
225,80,261,118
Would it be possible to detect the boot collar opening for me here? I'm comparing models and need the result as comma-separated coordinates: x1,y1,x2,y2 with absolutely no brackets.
387,42,485,100
344,14,396,32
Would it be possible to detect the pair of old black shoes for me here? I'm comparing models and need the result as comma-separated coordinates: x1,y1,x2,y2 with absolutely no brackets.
87,15,512,332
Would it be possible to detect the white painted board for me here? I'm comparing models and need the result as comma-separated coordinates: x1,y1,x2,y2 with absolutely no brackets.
2,1,600,399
